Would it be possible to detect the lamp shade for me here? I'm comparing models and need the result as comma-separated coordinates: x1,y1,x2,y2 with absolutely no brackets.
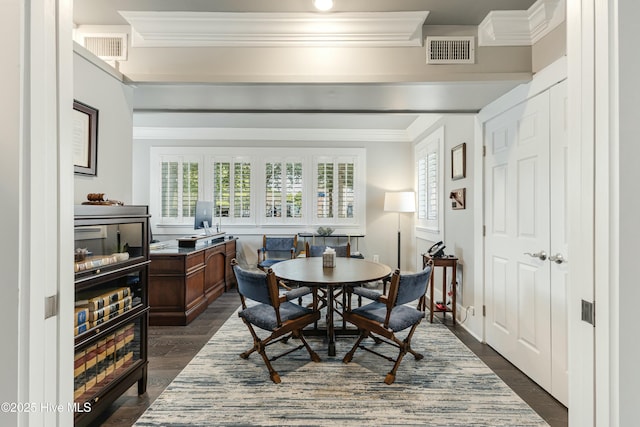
384,191,416,213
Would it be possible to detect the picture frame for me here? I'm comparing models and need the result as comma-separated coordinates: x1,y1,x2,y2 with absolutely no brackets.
450,188,466,210
73,100,98,176
451,142,466,180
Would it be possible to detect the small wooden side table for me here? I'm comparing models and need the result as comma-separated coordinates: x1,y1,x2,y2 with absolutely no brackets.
422,254,459,325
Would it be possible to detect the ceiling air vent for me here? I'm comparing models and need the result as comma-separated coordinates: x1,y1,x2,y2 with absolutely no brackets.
426,36,475,64
81,34,128,61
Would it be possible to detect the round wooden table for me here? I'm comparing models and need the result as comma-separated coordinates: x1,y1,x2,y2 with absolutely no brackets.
270,257,392,356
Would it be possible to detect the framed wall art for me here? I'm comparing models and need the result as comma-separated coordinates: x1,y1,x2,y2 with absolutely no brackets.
451,142,466,180
73,100,98,176
450,188,466,210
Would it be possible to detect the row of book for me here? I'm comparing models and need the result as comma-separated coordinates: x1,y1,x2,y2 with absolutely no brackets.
74,322,137,401
74,287,133,336
74,254,120,273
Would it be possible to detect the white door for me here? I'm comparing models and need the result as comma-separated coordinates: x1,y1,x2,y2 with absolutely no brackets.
549,80,569,406
484,90,552,392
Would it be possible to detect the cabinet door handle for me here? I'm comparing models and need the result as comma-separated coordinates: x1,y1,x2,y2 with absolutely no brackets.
549,253,566,264
524,251,547,261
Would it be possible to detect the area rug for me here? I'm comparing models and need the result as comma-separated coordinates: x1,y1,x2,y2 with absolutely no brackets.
135,306,548,426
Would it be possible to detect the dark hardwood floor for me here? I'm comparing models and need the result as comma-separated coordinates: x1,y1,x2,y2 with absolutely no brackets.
93,289,568,427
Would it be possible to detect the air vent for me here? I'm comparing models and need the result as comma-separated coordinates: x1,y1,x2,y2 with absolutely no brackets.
426,36,475,64
81,33,128,61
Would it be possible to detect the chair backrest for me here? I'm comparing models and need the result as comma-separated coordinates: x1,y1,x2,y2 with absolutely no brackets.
305,241,350,258
388,266,433,307
262,235,297,259
233,262,277,306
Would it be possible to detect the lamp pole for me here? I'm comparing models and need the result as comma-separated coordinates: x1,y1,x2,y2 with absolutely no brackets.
384,191,415,272
396,212,401,270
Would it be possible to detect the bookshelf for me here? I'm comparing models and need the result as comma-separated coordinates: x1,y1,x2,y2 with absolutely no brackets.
73,205,150,427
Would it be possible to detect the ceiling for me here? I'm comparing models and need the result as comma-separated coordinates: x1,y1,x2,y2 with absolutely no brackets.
75,0,539,133
74,0,537,27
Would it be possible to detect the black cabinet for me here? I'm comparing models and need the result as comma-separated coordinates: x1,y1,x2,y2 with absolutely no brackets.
73,205,149,426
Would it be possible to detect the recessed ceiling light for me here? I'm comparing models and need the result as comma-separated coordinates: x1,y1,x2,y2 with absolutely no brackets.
313,0,333,12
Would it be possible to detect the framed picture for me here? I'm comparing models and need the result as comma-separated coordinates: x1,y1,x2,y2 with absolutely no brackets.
451,142,466,180
450,188,466,210
73,100,98,176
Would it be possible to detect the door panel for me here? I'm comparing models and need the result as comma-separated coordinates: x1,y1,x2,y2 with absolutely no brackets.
484,90,551,391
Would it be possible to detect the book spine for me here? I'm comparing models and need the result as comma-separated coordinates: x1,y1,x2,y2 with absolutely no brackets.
89,305,132,328
74,322,89,336
74,308,88,326
87,287,131,311
88,296,133,322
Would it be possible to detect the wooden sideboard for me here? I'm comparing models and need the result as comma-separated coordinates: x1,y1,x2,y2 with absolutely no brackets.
149,238,237,326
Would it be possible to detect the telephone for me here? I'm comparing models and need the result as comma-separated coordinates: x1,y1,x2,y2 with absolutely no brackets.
427,241,446,258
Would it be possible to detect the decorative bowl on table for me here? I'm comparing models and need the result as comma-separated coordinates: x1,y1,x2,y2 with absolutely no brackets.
316,226,334,236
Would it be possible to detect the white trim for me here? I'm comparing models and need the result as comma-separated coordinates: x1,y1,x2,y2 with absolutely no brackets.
133,126,410,143
594,0,612,424
566,0,596,424
120,11,429,48
478,0,565,46
471,115,485,341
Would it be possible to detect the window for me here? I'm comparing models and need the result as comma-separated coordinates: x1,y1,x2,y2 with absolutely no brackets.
212,158,252,220
415,127,444,238
265,161,303,220
315,158,356,221
233,162,251,218
149,147,365,234
160,157,199,223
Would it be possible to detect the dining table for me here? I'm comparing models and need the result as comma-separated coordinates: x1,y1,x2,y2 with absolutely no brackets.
270,257,392,356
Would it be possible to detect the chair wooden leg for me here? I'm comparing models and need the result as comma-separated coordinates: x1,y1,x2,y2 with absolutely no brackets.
342,330,367,363
385,323,423,384
239,317,260,359
256,346,281,384
293,329,321,362
385,350,407,385
403,323,423,360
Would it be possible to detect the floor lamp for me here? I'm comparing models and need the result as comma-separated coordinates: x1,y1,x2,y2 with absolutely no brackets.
384,191,416,270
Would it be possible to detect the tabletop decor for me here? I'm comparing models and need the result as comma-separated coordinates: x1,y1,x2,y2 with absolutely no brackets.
316,226,334,236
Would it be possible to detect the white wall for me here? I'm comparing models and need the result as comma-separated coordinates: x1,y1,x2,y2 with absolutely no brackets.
613,1,640,424
132,137,414,270
74,46,134,204
412,116,477,332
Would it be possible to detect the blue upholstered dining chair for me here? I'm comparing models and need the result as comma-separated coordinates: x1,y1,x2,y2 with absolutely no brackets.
257,235,298,270
304,241,352,317
231,260,320,384
304,241,350,258
342,263,433,385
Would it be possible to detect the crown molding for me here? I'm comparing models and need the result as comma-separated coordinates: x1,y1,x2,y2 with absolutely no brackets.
478,0,565,46
119,11,429,48
133,127,412,143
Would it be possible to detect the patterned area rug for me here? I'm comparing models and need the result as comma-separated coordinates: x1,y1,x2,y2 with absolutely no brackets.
135,305,548,426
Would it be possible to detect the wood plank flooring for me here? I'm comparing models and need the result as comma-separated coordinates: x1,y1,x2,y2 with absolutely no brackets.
93,289,567,427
